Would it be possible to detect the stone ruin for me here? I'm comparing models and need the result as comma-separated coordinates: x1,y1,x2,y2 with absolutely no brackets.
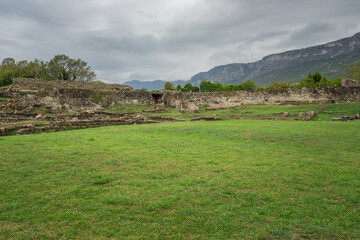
341,79,360,87
0,78,359,135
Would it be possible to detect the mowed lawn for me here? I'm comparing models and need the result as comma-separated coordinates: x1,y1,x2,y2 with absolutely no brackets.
0,120,359,239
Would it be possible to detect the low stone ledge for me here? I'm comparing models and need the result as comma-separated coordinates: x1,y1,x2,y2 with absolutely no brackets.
190,117,222,121
147,116,181,122
332,113,360,121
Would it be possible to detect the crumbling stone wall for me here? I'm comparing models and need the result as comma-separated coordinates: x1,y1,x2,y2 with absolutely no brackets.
341,79,360,87
101,91,154,106
2,78,360,113
160,86,360,109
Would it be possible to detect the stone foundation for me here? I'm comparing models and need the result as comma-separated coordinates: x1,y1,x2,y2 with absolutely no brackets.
0,78,360,136
3,78,359,113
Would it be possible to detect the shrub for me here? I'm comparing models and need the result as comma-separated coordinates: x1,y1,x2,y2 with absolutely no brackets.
296,73,340,88
163,82,175,91
345,61,360,80
267,81,292,89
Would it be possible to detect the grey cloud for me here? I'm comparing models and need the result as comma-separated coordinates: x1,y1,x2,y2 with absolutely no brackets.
245,31,289,44
289,22,335,45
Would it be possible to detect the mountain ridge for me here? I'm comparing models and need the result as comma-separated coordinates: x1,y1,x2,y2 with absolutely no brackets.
189,32,360,86
124,33,360,90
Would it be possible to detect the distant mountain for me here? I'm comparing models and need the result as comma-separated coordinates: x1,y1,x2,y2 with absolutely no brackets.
123,80,187,91
189,32,360,86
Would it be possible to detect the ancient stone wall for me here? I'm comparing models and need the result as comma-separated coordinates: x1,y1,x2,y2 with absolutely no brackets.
341,79,360,87
101,91,154,106
2,78,360,113
159,86,360,109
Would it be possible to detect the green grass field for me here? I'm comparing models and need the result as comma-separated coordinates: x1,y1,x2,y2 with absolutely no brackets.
1,119,359,239
112,103,360,121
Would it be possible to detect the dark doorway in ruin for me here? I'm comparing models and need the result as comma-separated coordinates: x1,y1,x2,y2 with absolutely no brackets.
151,93,164,108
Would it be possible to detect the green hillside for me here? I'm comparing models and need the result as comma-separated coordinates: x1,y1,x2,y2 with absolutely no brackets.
254,50,360,86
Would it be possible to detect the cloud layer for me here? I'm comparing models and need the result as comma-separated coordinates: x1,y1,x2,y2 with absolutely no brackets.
0,0,359,83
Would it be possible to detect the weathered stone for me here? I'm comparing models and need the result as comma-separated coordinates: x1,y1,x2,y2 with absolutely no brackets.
179,102,199,113
341,79,360,87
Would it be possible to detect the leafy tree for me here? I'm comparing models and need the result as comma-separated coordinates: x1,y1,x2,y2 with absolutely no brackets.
240,80,257,91
163,82,175,91
199,79,260,92
344,61,360,80
180,83,200,92
0,55,96,87
26,59,48,78
47,54,96,81
200,80,213,92
182,83,193,92
296,72,340,87
0,69,15,87
213,82,224,91
176,84,182,91
191,86,200,92
0,58,17,86
200,80,221,92
1,58,16,68
222,84,237,91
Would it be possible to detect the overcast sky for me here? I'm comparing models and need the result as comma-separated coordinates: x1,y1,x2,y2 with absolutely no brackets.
0,0,359,83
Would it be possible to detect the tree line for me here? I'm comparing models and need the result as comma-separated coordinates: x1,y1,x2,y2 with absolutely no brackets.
162,74,341,92
0,55,96,87
164,80,260,92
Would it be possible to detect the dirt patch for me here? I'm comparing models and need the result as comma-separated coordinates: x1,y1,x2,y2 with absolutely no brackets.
239,132,259,137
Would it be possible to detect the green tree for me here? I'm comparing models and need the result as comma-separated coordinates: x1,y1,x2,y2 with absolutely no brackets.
191,86,200,92
26,59,48,78
176,84,182,91
296,72,339,88
182,83,193,92
0,58,17,87
1,58,16,68
240,80,257,91
163,82,175,91
222,84,237,91
0,55,97,87
0,69,15,87
199,80,213,92
345,61,360,80
213,82,223,91
180,83,200,92
47,54,96,81
200,80,222,92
